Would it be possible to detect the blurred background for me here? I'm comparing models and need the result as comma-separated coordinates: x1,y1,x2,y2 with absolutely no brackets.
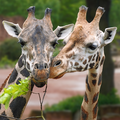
0,0,120,120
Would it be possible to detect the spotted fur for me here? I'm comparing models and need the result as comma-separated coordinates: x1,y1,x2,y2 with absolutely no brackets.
98,74,102,85
76,66,83,71
92,80,97,86
10,97,26,118
93,102,98,119
86,76,91,92
8,69,18,84
84,64,88,71
88,56,92,62
100,56,105,66
92,92,99,104
91,73,97,78
83,59,87,65
89,63,95,69
96,52,99,62
84,92,88,103
0,111,9,120
81,106,88,120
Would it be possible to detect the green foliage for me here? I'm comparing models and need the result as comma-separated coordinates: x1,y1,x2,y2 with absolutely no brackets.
0,39,21,61
0,78,30,109
110,0,120,32
99,89,120,106
53,40,64,57
58,0,86,25
0,56,17,68
44,95,83,114
0,0,86,28
45,89,120,114
0,0,60,29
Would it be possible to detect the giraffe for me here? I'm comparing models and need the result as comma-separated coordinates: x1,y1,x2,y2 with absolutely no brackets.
49,6,117,120
0,6,74,119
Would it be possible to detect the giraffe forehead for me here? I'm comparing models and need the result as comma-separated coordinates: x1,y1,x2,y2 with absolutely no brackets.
72,24,103,43
20,19,55,42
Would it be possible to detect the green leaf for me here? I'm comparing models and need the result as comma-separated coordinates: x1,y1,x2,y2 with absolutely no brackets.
5,95,12,109
0,77,30,109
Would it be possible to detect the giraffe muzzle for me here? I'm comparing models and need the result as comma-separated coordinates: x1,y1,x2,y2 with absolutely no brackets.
32,68,49,87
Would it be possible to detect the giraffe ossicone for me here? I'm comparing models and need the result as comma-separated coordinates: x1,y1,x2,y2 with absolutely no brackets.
0,6,74,119
50,5,117,120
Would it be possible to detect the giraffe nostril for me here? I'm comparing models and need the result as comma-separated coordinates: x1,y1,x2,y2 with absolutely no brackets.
54,60,62,67
44,63,48,69
34,63,49,70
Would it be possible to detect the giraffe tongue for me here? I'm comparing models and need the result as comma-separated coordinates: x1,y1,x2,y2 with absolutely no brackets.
54,72,65,79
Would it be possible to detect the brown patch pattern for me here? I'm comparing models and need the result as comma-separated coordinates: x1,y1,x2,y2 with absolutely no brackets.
81,106,88,120
91,73,97,78
86,76,91,92
88,56,92,62
83,59,87,65
98,74,102,85
96,52,99,62
89,63,95,69
75,62,79,66
92,79,97,86
93,102,98,119
84,92,88,103
100,56,105,66
92,54,96,61
76,66,83,71
95,63,99,69
84,64,88,71
92,92,99,103
99,56,101,61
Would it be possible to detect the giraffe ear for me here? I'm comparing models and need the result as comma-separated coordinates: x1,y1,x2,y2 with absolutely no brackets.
103,27,117,45
54,24,74,40
2,20,22,38
63,32,72,45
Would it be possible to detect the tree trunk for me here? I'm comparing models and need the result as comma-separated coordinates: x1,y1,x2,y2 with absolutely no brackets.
86,0,114,94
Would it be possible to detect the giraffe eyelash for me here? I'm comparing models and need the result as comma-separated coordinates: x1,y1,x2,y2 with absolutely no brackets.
86,43,98,50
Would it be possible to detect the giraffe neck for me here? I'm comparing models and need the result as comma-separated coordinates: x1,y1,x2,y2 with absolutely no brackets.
81,55,105,120
0,55,34,119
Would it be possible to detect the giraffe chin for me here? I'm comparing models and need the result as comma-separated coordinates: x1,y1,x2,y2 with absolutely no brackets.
32,77,47,87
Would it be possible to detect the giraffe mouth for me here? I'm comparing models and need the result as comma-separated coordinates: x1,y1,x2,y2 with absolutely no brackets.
31,77,47,87
32,69,49,87
54,72,65,79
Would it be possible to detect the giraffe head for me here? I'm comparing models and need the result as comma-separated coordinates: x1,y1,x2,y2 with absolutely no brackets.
50,5,117,78
3,6,74,87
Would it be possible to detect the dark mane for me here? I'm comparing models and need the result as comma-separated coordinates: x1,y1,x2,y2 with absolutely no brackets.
0,71,12,92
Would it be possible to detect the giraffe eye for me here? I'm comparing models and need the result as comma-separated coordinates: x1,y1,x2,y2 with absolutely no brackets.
87,43,98,50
